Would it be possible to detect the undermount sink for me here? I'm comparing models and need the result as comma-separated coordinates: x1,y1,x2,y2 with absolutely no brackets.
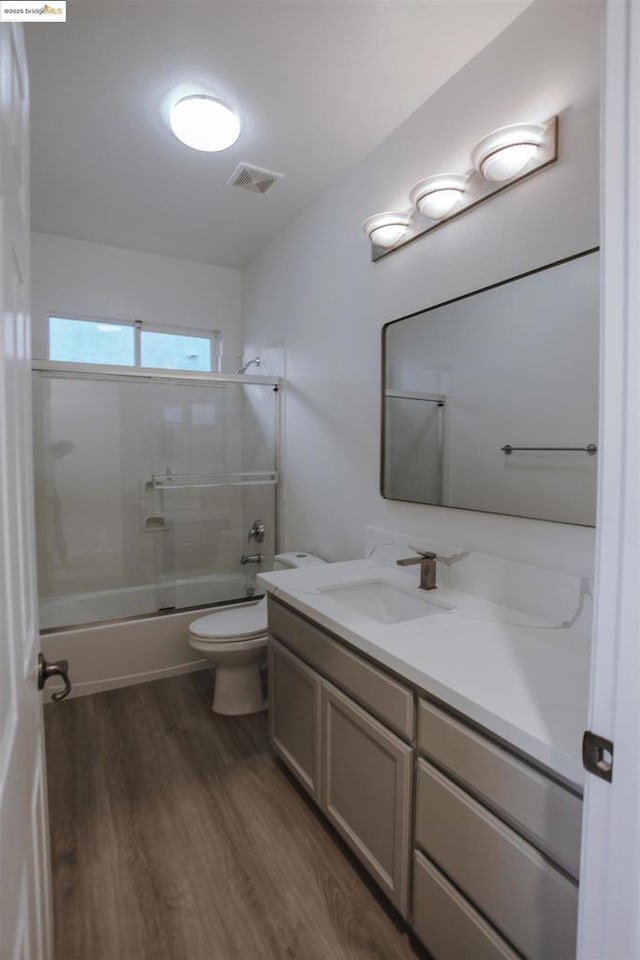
317,579,453,624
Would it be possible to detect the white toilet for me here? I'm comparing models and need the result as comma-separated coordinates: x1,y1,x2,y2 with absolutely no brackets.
188,552,326,715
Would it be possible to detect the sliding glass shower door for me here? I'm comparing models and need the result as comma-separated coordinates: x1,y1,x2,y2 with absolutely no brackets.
32,370,279,629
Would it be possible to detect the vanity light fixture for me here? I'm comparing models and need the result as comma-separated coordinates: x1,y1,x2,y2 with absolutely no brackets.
362,212,411,249
170,95,241,152
365,116,558,261
410,174,467,220
471,122,547,182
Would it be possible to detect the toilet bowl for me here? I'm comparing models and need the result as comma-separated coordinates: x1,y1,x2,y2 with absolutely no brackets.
188,552,326,715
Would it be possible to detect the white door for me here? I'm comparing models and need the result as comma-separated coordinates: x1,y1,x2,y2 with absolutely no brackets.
577,1,640,957
0,23,54,960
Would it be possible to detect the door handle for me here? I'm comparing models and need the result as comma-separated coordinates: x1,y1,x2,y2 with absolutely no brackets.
37,652,72,702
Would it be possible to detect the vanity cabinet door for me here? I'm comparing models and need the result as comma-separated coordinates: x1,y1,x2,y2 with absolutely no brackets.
268,638,322,802
321,681,413,918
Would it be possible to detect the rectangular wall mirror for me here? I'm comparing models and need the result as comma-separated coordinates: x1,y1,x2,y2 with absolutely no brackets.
381,248,599,526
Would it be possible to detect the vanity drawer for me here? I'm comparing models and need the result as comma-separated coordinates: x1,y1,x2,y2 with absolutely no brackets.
417,698,582,877
412,849,518,960
268,598,414,740
415,759,578,960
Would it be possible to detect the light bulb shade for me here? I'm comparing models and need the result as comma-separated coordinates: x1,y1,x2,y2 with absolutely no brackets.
409,174,467,220
471,122,546,182
170,95,240,152
362,212,411,249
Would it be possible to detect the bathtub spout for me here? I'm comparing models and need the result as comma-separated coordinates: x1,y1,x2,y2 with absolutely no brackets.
241,554,263,565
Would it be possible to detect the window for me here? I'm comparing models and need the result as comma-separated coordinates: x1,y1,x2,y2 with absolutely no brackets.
140,330,211,372
49,316,135,366
47,316,219,372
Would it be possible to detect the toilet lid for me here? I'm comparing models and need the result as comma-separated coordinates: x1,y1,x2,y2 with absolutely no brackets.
189,597,267,642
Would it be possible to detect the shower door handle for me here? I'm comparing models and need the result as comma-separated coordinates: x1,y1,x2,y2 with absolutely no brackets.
37,652,72,702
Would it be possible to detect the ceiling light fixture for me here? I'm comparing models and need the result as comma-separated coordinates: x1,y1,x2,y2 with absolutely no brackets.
410,174,467,220
362,212,411,249
364,116,558,262
170,95,240,152
471,122,547,183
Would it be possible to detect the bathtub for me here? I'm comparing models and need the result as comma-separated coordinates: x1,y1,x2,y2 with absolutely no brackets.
39,571,258,630
39,572,263,700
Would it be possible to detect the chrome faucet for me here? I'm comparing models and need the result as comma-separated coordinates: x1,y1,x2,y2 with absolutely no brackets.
248,519,265,543
241,554,263,565
396,549,437,590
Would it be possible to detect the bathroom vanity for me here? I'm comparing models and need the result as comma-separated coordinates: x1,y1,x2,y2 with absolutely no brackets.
258,547,589,960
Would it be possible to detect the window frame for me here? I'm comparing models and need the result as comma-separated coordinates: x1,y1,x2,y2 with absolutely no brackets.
46,313,221,373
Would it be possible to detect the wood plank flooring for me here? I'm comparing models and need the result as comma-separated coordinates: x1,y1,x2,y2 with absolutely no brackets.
45,671,424,960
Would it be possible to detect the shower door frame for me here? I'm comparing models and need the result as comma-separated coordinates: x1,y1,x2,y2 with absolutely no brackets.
32,358,279,388
32,360,282,626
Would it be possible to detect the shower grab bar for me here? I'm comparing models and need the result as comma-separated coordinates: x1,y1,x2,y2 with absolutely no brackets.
151,470,278,490
501,444,598,455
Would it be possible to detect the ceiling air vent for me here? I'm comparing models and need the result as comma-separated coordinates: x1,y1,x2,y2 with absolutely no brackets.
227,163,284,195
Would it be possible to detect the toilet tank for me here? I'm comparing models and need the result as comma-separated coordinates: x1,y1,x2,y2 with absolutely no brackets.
272,552,326,571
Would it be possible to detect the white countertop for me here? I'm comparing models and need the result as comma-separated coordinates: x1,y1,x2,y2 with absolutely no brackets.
258,558,591,789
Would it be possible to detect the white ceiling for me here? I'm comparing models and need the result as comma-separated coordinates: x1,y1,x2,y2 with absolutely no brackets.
26,1,531,269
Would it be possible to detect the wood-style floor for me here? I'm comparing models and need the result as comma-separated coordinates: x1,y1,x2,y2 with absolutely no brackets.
45,671,423,960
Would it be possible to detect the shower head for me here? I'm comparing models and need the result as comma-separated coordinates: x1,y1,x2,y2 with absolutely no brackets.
235,356,261,375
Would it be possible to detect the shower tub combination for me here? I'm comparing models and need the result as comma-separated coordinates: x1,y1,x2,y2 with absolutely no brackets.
33,363,280,698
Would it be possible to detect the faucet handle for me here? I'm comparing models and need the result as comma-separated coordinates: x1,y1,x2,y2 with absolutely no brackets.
407,546,437,560
248,519,265,543
397,547,436,567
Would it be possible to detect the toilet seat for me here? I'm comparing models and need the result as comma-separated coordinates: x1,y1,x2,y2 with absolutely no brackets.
189,597,267,643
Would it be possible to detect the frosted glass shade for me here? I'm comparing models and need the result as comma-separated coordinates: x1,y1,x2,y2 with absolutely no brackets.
410,174,467,220
366,118,557,261
362,212,411,248
170,96,240,152
371,223,406,247
472,122,546,182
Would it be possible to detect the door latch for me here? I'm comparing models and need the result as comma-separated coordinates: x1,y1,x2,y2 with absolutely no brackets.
582,730,613,782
